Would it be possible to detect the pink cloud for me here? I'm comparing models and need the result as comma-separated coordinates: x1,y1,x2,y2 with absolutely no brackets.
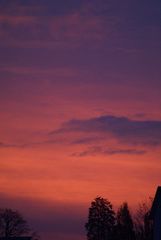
0,3,108,47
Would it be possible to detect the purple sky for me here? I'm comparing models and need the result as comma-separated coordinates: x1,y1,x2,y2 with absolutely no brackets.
0,1,161,240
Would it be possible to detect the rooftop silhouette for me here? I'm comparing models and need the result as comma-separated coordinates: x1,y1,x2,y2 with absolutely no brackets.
150,186,161,240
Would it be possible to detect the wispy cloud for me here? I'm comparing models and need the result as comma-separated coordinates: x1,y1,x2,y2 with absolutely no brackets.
0,1,107,48
0,142,23,148
1,115,160,152
0,139,66,149
71,136,103,145
72,146,146,157
52,115,161,146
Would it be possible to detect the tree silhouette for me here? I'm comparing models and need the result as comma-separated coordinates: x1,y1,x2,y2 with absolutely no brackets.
116,202,135,240
0,208,31,238
85,196,115,240
134,198,153,240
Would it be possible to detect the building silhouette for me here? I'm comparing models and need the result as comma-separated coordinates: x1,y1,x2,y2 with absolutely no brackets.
150,186,161,240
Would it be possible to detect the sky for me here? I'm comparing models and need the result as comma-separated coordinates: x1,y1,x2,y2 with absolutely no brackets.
0,0,161,239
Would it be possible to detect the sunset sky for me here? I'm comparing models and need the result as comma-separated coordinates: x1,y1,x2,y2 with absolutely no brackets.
0,0,161,240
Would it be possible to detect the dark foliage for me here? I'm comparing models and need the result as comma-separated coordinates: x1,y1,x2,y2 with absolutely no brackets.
0,208,39,240
115,202,135,240
134,198,153,240
85,197,115,240
85,197,154,240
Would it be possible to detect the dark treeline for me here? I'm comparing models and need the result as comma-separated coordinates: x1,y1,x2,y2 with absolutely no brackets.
0,197,153,240
85,196,153,240
0,208,39,240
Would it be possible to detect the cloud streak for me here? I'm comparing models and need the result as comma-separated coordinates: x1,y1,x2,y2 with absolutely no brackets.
0,1,106,48
1,115,160,152
52,115,161,146
72,146,146,157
